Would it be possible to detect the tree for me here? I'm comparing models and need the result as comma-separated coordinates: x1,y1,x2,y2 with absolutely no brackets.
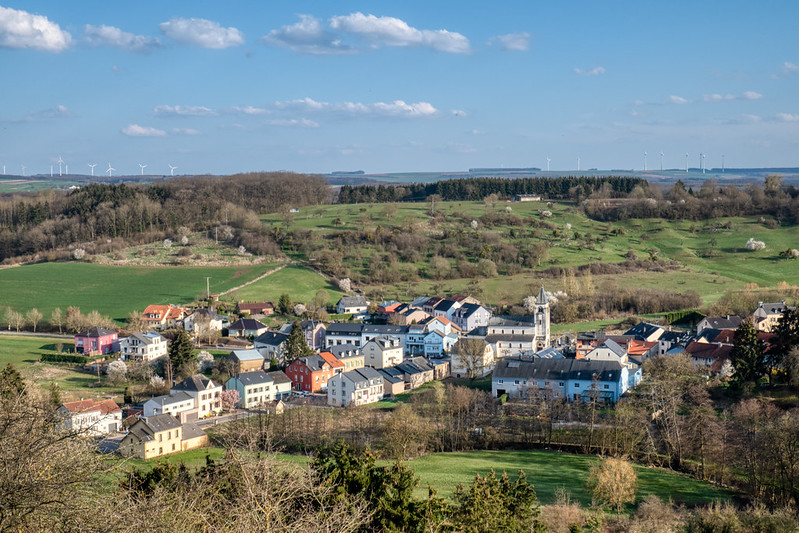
65,306,85,333
106,360,128,384
452,338,489,381
6,310,24,332
730,320,767,385
50,307,64,334
197,351,215,372
587,457,637,515
0,364,26,399
338,278,352,293
168,329,196,377
277,293,292,315
774,308,799,384
453,469,543,532
25,309,42,333
285,320,312,360
125,310,146,334
220,389,240,411
293,303,307,316
313,289,329,310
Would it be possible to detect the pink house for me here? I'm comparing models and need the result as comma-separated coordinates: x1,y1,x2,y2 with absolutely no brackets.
74,326,118,355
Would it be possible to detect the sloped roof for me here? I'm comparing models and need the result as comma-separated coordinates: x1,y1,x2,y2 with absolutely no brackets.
229,349,264,362
535,287,549,305
146,391,193,407
236,301,274,312
126,331,166,345
494,358,624,383
326,323,364,335
266,370,292,385
624,322,664,340
76,326,117,338
181,422,206,441
319,351,344,368
338,295,368,307
144,413,182,432
700,316,743,331
143,304,185,321
231,371,273,387
190,308,225,321
343,366,383,388
254,331,289,346
61,398,121,415
228,318,268,331
172,375,219,392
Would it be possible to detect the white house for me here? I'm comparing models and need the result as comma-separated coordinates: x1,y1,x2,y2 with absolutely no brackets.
143,391,196,420
58,399,122,436
227,318,269,338
327,367,384,407
451,337,496,379
170,375,222,418
120,331,168,362
361,335,403,369
225,371,275,409
336,295,369,315
184,308,225,336
266,370,292,400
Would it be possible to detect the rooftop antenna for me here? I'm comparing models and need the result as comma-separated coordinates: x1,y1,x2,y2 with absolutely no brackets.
88,163,96,176
546,157,551,172
685,153,689,173
106,162,115,177
138,163,147,176
644,151,648,171
57,155,64,177
660,151,664,171
168,164,177,176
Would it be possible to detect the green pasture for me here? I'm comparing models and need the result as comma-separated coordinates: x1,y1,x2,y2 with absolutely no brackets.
0,262,277,321
226,265,345,307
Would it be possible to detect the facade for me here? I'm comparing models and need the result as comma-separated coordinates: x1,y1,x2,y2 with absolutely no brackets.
285,353,343,393
362,335,403,369
170,375,222,418
141,304,186,329
228,349,265,374
227,318,269,338
266,370,292,400
225,371,276,408
752,301,790,332
327,367,384,407
143,391,196,420
451,338,496,379
58,399,122,436
74,327,118,355
184,308,225,336
336,295,369,314
119,415,208,459
452,303,491,331
280,320,326,351
253,331,289,364
492,358,629,404
120,331,168,362
696,315,743,334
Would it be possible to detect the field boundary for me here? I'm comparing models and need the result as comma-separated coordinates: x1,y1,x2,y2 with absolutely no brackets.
218,262,290,297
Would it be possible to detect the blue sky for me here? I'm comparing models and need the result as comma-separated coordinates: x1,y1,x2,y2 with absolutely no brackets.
1,1,797,175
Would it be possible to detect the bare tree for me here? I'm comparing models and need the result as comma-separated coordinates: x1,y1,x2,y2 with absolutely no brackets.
50,307,64,334
25,309,42,333
453,338,490,381
587,457,637,515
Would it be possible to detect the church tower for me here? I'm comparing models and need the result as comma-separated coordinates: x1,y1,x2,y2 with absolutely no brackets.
534,287,550,351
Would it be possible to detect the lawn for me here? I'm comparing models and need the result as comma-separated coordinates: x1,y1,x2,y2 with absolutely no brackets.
0,262,278,321
226,265,345,307
409,450,731,507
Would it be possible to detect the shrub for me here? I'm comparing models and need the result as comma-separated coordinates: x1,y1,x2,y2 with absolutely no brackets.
745,238,765,251
41,353,89,365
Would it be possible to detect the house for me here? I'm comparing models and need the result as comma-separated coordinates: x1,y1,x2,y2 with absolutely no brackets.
489,292,551,352
378,368,406,396
236,301,275,316
280,320,326,351
696,315,743,335
266,370,292,400
184,308,226,336
362,335,403,369
683,341,733,374
623,322,665,343
120,331,168,362
74,327,118,355
422,329,459,358
396,358,435,389
285,353,343,393
227,318,269,339
119,414,208,459
452,303,492,331
492,358,630,404
142,304,186,329
253,331,289,365
451,337,496,379
429,358,451,380
336,295,369,315
752,301,790,332
327,367,384,407
338,353,365,371
585,339,628,365
225,371,276,409
143,391,196,421
58,399,122,436
325,323,364,348
170,375,222,418
432,299,462,321
228,349,265,375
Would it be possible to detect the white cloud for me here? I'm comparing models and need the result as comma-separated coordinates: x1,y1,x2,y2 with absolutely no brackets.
275,97,439,117
121,124,166,136
574,66,606,76
777,113,799,122
172,127,201,135
741,114,762,123
229,106,270,115
159,17,243,49
668,95,690,104
490,32,531,51
783,62,799,73
0,6,71,52
451,109,467,117
83,24,161,53
262,14,354,55
153,105,217,117
29,104,71,121
742,91,763,100
329,12,471,54
701,91,762,102
267,118,319,127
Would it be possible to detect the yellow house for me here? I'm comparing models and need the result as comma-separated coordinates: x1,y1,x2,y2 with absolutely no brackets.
119,414,184,459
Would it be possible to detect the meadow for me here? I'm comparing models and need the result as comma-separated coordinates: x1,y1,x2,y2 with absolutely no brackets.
227,264,345,307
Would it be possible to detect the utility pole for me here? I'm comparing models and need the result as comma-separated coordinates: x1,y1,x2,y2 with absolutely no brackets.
205,277,211,300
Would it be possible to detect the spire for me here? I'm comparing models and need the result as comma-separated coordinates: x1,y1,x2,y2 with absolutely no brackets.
536,287,549,305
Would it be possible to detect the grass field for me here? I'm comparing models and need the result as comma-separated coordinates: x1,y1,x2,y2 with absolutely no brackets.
227,265,345,307
0,262,279,321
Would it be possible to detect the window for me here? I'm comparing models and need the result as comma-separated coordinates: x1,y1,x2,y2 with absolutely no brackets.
158,434,162,442
159,447,163,455
604,384,610,389
574,383,580,388
172,443,176,451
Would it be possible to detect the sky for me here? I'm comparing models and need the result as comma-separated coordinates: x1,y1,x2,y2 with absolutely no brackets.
0,1,798,176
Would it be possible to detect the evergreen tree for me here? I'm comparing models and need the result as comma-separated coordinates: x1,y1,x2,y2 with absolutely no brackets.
285,320,312,360
774,308,799,384
730,320,767,385
168,329,196,373
0,364,26,399
277,294,292,315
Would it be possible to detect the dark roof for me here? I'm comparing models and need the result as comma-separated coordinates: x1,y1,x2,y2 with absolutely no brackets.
231,371,272,386
146,391,193,407
144,413,182,432
535,287,549,305
490,316,537,325
466,326,488,337
296,354,330,371
683,341,733,362
77,326,117,337
254,331,289,346
338,295,368,307
342,366,383,388
596,339,626,357
181,422,206,441
172,375,219,392
659,330,693,344
455,303,488,318
378,369,405,384
228,318,267,331
326,323,364,335
700,316,743,331
624,322,663,340
300,320,325,331
328,344,361,358
433,299,459,312
363,325,408,335
494,358,624,383
266,370,291,385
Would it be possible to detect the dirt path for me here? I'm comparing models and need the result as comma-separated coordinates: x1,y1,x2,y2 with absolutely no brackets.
218,263,290,297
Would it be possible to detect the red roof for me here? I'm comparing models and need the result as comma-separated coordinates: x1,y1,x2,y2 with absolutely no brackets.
319,351,344,369
61,398,121,415
142,304,185,322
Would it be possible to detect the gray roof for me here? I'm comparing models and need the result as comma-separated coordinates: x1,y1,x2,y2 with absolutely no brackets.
455,303,489,318
266,370,292,385
126,331,166,345
144,413,182,432
490,316,537,325
77,326,117,337
363,325,408,336
229,371,273,387
484,334,535,343
366,335,401,349
229,349,264,362
378,369,405,384
536,287,549,305
326,323,364,335
494,358,624,383
254,331,289,346
434,299,459,312
146,391,193,407
624,322,663,340
228,318,267,331
700,316,743,331
535,347,566,359
328,344,360,358
190,308,225,321
342,366,383,388
181,422,206,441
598,339,626,357
172,375,219,393
338,295,368,307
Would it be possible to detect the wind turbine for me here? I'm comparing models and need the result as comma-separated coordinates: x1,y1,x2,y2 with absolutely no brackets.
721,154,725,173
50,165,53,177
644,152,648,171
138,163,147,176
2,164,5,176
65,164,68,176
685,153,689,173
88,163,96,176
577,157,581,172
20,165,26,176
168,164,177,176
57,155,64,177
106,163,115,177
701,153,706,174
546,157,551,172
660,152,664,171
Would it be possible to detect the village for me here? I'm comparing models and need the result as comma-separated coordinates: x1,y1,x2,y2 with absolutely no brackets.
54,287,793,461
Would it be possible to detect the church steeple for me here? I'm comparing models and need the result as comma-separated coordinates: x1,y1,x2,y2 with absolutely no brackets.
535,287,548,305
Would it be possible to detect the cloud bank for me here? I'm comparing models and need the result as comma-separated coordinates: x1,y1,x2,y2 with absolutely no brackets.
0,6,71,52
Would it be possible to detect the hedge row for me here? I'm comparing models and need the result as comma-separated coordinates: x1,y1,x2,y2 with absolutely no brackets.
40,353,89,365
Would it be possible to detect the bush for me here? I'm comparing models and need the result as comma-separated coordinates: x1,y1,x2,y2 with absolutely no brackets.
745,238,765,251
41,353,89,364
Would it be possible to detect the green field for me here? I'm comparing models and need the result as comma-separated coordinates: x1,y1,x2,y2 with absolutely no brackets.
409,450,731,507
0,262,279,321
228,265,345,307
